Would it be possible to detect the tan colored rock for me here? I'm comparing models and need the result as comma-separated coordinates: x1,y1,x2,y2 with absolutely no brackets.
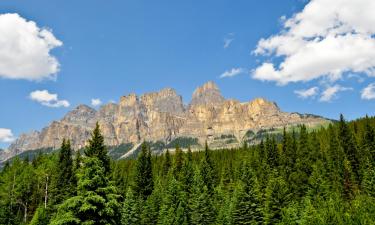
4,81,329,161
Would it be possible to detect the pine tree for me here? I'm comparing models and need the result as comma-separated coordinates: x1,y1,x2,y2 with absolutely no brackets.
362,115,375,161
141,180,162,225
121,188,141,225
158,176,188,225
133,142,154,200
52,139,75,204
162,149,172,176
200,142,217,194
181,147,194,195
232,165,263,224
361,158,375,197
338,114,360,182
50,157,121,225
264,174,290,225
173,144,184,179
189,167,215,225
50,126,120,225
84,122,110,174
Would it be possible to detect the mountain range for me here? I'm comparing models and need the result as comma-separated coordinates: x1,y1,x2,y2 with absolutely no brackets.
0,81,329,162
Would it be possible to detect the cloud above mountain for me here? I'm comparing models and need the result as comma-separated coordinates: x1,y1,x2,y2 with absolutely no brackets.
91,98,102,107
252,0,375,101
220,68,246,78
0,128,15,143
29,90,70,108
0,13,62,81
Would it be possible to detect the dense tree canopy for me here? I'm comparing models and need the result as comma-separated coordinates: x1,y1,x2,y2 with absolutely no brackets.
1,115,375,224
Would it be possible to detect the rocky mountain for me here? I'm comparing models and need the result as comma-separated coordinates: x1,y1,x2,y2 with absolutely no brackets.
2,81,329,162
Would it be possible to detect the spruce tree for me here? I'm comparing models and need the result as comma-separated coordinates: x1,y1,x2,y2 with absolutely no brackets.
133,142,154,200
84,122,110,174
264,174,290,225
50,126,120,225
162,149,172,176
232,165,262,224
52,139,75,204
173,144,184,179
158,176,188,225
338,114,360,182
200,142,216,194
189,167,215,225
50,157,121,225
121,188,141,225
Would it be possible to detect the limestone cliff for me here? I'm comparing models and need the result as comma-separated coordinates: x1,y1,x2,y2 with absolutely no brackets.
3,81,329,161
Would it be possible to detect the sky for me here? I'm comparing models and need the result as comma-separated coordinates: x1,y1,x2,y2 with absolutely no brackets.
0,0,374,148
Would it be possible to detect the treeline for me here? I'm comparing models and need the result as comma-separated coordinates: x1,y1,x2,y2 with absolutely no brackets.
1,115,375,224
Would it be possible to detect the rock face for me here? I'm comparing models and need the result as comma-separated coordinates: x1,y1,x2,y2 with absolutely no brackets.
4,81,329,161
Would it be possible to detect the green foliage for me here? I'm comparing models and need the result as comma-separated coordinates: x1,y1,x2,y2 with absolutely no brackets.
84,122,111,174
1,115,375,224
50,157,121,225
133,142,154,200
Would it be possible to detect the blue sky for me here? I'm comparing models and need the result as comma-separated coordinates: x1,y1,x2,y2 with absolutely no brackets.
0,0,374,147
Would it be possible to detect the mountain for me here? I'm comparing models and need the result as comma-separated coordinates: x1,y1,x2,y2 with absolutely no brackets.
2,81,329,162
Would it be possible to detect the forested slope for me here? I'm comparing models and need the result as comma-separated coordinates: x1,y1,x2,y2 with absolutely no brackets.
1,115,375,224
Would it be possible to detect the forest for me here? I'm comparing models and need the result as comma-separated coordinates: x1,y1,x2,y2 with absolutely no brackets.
1,114,375,224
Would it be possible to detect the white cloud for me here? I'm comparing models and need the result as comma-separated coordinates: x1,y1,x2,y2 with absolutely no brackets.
294,87,319,99
91,98,102,107
0,128,15,142
361,83,375,100
319,85,352,102
0,13,62,81
29,90,70,108
223,33,235,48
220,68,246,78
252,0,375,85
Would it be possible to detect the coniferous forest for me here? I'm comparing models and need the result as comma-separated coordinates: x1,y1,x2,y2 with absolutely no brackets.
1,115,375,225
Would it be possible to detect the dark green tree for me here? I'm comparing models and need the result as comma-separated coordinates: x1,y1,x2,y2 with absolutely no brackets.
232,165,263,224
84,122,110,174
52,139,75,204
133,142,154,200
121,188,141,225
189,167,215,225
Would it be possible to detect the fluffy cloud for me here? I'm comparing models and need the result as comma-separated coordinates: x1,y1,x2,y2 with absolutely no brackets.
361,83,375,100
253,0,375,85
220,68,246,78
0,128,15,143
0,13,62,81
294,87,319,99
319,85,352,102
91,98,102,107
29,90,70,108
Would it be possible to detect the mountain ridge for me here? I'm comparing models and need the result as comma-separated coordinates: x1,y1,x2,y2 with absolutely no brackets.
2,81,329,162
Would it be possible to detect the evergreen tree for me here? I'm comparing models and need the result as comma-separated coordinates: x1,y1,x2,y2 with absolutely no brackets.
133,142,154,200
264,174,290,225
52,139,75,204
121,188,141,225
173,144,184,179
232,165,262,224
162,149,172,176
200,142,217,194
84,122,110,174
158,176,188,225
338,114,360,182
50,157,121,225
29,206,48,225
190,167,215,225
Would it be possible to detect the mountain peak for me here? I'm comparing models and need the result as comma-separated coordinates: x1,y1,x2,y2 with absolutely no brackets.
62,104,96,124
191,81,225,106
